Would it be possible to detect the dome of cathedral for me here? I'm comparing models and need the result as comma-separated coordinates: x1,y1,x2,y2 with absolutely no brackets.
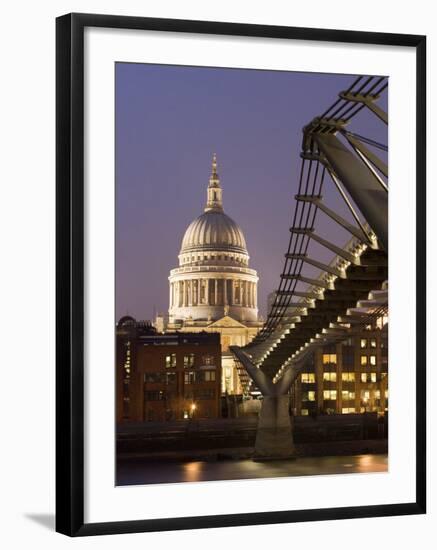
180,210,248,255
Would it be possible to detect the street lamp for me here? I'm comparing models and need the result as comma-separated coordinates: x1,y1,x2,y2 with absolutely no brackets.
190,402,196,418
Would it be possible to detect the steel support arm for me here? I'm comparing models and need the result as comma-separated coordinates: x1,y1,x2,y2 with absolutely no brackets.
313,133,388,251
230,347,275,397
295,195,372,245
291,228,357,263
345,133,388,178
286,253,346,278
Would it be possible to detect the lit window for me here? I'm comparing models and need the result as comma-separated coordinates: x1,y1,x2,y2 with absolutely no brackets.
301,373,315,383
302,391,316,402
301,409,309,416
341,372,355,382
322,353,337,365
371,372,377,383
323,372,337,382
370,355,377,366
184,371,196,384
342,407,355,414
375,390,381,399
342,390,355,400
370,338,377,348
385,390,389,398
360,339,367,349
183,353,195,368
323,390,337,400
360,355,368,366
202,354,215,366
361,373,367,383
165,353,177,368
204,371,216,382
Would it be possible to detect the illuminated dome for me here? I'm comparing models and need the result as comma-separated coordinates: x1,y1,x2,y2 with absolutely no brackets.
180,211,248,256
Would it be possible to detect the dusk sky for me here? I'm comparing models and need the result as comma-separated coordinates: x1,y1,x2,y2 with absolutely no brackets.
115,63,387,321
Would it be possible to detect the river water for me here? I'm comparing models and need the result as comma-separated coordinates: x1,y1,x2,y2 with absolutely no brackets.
117,453,388,486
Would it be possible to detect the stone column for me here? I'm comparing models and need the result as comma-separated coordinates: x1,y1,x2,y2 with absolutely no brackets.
231,280,235,305
214,279,218,306
224,279,228,305
205,279,209,305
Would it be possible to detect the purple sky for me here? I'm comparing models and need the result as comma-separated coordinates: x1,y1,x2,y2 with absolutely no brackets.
115,63,387,320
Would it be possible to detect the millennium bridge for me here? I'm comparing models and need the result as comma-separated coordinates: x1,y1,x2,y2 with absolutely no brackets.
231,75,388,458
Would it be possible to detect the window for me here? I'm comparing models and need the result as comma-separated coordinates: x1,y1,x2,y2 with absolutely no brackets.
301,373,315,383
369,355,377,366
375,390,381,399
342,372,355,382
204,371,216,382
370,338,377,348
166,372,177,385
184,371,196,384
360,338,367,349
194,371,216,383
323,390,337,400
342,407,355,414
360,355,368,366
144,372,164,383
302,391,316,402
183,353,195,368
145,391,165,401
342,390,355,400
165,353,177,368
323,372,337,382
361,390,370,399
361,372,377,383
202,354,215,366
194,389,215,400
322,353,337,365
343,349,354,367
301,409,309,416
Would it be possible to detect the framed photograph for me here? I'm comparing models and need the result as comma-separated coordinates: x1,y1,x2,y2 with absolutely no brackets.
56,12,426,536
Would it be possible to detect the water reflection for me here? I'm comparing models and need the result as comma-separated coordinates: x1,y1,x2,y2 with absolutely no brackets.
118,454,388,486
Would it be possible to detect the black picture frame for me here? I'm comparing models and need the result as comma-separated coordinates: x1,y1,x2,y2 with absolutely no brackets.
56,12,426,537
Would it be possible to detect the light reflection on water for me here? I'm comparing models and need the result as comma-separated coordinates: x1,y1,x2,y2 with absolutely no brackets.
117,454,388,486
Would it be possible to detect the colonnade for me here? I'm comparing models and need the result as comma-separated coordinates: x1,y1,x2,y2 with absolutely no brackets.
169,278,257,309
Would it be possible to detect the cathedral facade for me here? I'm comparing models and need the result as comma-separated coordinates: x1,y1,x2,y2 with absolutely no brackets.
164,154,263,394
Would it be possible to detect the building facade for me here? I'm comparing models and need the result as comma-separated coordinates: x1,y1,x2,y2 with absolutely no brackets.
116,317,222,423
161,154,263,394
290,324,388,416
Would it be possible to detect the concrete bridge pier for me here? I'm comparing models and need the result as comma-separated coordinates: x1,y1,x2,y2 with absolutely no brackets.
231,346,310,460
254,394,294,459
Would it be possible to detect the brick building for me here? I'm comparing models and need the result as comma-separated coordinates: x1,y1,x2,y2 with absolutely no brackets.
116,316,221,423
